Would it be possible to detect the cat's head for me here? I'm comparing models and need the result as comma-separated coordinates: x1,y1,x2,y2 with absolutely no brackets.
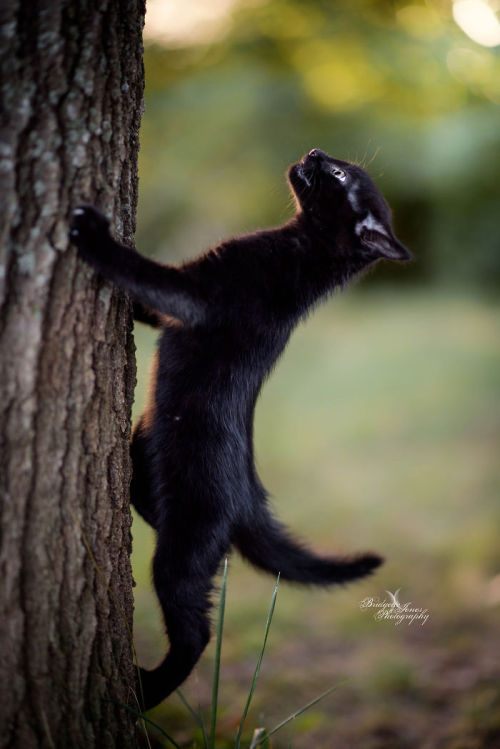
288,149,411,263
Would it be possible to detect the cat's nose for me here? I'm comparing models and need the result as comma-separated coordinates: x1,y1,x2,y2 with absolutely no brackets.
308,148,326,159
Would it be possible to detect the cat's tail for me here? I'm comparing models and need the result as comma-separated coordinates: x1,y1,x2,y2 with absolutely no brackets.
233,508,382,585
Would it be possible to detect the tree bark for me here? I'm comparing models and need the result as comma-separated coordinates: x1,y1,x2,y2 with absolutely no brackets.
0,1,144,746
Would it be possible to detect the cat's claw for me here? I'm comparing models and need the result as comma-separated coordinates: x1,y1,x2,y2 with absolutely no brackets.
69,205,111,248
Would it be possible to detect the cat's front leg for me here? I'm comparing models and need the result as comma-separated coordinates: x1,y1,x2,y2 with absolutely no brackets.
70,205,141,285
70,205,207,325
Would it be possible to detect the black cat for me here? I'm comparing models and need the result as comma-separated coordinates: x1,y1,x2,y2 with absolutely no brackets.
70,148,411,710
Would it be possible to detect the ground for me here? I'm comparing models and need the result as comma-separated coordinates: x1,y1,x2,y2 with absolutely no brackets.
130,289,500,748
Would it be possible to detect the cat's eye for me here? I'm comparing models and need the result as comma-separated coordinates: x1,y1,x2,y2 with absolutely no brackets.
332,167,346,182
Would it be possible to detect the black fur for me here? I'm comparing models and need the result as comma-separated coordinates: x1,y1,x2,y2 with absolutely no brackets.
69,149,411,710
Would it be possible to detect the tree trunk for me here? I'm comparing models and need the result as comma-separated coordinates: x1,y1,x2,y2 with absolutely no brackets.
0,1,144,746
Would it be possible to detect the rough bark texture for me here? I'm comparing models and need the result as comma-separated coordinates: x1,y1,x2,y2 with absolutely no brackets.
0,1,145,746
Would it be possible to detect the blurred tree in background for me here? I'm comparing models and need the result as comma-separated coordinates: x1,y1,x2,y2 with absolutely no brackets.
137,0,500,290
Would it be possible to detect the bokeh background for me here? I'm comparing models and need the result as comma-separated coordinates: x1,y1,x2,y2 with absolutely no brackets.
131,1,500,746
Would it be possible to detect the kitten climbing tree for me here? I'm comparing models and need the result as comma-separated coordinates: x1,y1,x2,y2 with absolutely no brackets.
0,2,144,746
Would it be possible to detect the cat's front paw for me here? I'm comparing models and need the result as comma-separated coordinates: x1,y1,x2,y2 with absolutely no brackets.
69,205,111,252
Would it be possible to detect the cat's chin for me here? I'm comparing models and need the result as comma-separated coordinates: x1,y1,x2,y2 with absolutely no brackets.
287,162,311,204
288,161,307,182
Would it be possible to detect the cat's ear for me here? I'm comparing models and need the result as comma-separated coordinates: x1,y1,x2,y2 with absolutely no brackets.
360,228,412,262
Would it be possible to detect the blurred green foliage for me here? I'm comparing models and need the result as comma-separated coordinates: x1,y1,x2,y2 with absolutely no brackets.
132,3,500,745
137,0,500,290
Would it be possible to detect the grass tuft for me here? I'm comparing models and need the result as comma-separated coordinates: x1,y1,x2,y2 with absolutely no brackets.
235,574,280,748
210,557,228,748
253,684,342,746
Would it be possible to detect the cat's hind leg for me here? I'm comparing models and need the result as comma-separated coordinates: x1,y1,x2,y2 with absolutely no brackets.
233,507,382,585
138,583,212,710
130,419,159,529
138,515,230,710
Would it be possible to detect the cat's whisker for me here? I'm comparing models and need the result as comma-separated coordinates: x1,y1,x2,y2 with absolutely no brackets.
367,146,381,168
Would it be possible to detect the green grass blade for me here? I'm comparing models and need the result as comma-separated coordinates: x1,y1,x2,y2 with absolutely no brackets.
199,703,209,749
235,574,280,748
108,700,181,748
40,709,56,749
254,684,342,745
209,557,228,748
176,689,203,728
175,691,209,748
